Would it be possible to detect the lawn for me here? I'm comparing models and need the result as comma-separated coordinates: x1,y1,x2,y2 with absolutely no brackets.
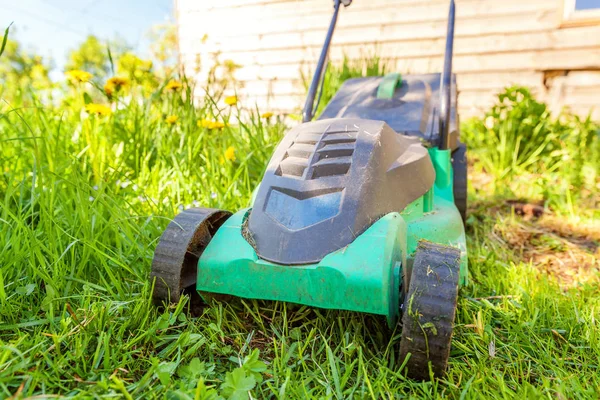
0,63,599,398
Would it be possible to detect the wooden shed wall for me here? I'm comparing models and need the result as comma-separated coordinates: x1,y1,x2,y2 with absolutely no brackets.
176,0,600,119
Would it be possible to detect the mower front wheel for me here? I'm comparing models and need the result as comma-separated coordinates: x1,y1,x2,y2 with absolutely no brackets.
398,241,461,380
151,208,231,305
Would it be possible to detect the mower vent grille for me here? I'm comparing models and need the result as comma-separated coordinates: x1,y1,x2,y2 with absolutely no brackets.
276,128,358,179
310,129,357,179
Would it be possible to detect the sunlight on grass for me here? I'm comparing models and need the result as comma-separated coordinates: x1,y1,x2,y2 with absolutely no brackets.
0,58,598,398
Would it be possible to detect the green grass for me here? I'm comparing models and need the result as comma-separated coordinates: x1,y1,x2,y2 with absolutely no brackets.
0,69,599,399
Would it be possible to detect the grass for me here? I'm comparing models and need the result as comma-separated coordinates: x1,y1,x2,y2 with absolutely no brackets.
0,64,599,399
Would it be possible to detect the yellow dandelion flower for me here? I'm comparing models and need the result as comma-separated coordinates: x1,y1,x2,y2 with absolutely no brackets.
165,115,179,125
85,103,112,116
66,70,92,83
224,95,238,106
224,146,236,162
165,80,183,91
261,112,274,119
198,119,212,129
198,119,226,130
211,121,225,130
104,76,129,96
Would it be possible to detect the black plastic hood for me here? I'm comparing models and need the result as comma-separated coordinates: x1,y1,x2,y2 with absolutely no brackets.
247,118,435,265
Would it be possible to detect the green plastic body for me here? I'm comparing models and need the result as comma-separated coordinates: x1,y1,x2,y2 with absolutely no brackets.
198,148,467,327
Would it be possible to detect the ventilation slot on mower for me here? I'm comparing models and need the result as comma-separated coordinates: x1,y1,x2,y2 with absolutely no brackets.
276,142,315,178
295,133,322,145
307,129,357,179
277,157,309,177
286,142,316,159
311,157,352,178
317,142,355,158
322,130,358,145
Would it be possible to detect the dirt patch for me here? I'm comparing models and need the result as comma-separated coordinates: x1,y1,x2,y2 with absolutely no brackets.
506,200,545,220
497,209,599,288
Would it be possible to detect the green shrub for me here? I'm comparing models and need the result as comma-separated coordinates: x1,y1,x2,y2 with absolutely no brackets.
463,86,599,208
462,86,561,178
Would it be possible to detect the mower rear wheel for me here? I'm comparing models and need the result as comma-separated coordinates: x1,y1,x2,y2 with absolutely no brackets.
452,143,467,222
151,208,231,305
399,241,461,380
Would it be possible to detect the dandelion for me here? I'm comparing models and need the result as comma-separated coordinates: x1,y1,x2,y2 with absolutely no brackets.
210,121,225,130
224,146,236,162
165,115,179,125
66,70,92,83
261,112,274,119
104,76,129,97
198,119,212,129
198,119,225,130
165,80,183,92
224,95,238,106
85,103,112,117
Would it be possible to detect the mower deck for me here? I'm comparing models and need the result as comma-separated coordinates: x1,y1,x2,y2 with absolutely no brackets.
196,146,467,327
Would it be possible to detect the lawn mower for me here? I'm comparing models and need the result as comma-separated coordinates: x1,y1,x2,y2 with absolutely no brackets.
151,0,467,380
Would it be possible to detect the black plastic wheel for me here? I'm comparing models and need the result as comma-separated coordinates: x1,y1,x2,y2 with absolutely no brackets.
399,241,461,380
452,143,467,222
151,208,231,305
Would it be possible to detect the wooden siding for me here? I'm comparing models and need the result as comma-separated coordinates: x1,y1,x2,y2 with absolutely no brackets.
176,0,600,119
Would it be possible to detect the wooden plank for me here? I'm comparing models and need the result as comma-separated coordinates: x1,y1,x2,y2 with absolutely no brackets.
179,0,559,21
458,72,544,91
224,48,600,81
244,92,500,118
457,91,507,115
177,0,557,39
239,79,305,97
180,26,600,71
241,94,305,113
392,49,600,75
560,105,600,119
225,93,600,121
179,11,560,54
233,71,543,98
546,71,600,88
558,87,600,105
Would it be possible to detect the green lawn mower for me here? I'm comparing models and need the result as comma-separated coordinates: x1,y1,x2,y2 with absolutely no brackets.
151,0,467,380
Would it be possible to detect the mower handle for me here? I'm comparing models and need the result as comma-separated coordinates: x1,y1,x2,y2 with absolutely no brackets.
302,0,351,122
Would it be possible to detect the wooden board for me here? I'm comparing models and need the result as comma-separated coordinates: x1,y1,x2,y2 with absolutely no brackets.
177,0,558,39
221,48,600,82
180,26,600,72
177,0,599,120
179,10,560,54
231,71,543,98
179,0,559,20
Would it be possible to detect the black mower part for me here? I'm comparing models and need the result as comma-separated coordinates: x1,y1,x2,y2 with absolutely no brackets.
399,241,461,380
319,74,460,150
150,208,231,304
247,118,435,265
452,143,468,222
